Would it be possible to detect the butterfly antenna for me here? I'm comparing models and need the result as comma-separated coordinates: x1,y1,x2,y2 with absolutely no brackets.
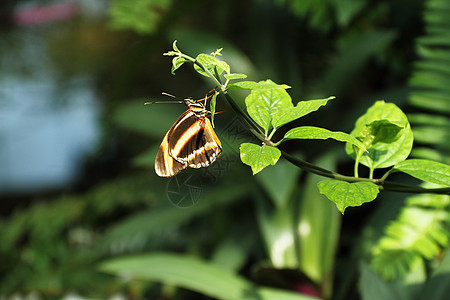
144,92,185,105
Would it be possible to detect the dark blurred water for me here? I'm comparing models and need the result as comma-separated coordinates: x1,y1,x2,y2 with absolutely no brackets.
0,26,101,195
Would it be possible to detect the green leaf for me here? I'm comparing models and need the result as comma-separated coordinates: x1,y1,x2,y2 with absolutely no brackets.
272,97,335,129
391,159,450,186
210,91,218,127
240,143,281,175
171,56,186,74
256,201,298,269
354,120,405,154
228,80,291,90
245,80,293,132
194,53,230,77
172,39,180,52
224,73,247,80
281,126,366,151
359,262,398,300
297,154,341,297
100,253,316,300
346,101,414,170
317,180,379,214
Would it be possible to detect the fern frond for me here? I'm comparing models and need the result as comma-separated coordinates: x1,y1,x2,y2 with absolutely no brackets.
370,0,450,281
371,194,450,280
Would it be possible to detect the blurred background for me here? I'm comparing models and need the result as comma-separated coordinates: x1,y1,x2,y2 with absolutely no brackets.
0,0,448,299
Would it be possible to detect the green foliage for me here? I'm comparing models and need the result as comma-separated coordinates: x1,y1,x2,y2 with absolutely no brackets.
391,159,450,186
100,253,318,300
108,0,173,34
345,100,414,172
280,126,364,150
0,174,161,295
272,97,334,130
317,180,379,214
371,194,450,280
240,143,281,175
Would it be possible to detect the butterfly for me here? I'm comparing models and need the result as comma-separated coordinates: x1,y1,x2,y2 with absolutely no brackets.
146,90,222,177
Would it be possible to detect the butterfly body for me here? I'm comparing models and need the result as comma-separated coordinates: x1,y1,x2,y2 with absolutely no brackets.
155,99,222,177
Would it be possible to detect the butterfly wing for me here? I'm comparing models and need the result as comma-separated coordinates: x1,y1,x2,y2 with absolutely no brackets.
154,111,190,177
186,117,222,168
168,114,222,168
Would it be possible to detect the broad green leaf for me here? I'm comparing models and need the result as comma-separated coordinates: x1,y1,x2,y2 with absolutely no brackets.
228,80,291,90
359,262,398,300
297,154,341,298
256,159,301,208
171,56,186,74
272,97,335,129
224,73,247,80
256,200,298,269
100,253,316,300
194,53,230,77
281,126,366,151
391,159,450,186
346,101,414,170
240,143,281,175
245,80,293,132
317,180,379,214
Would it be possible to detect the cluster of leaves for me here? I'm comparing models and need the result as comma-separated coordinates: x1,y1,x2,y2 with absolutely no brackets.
163,41,450,214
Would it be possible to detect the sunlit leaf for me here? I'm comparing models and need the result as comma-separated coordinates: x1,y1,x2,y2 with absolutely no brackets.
244,80,293,132
171,56,186,74
281,126,366,151
317,180,379,214
391,159,450,186
194,53,230,77
272,97,335,129
240,143,281,175
345,101,414,170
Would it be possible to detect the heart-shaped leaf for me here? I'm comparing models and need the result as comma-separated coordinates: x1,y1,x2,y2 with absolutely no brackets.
317,180,379,214
346,101,414,170
240,143,281,175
